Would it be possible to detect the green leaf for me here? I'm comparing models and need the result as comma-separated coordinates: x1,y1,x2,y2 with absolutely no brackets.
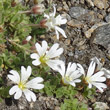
0,86,10,98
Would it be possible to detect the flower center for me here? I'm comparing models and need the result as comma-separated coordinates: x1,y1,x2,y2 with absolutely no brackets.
62,76,72,85
85,76,91,83
18,82,26,90
39,55,49,64
65,76,72,82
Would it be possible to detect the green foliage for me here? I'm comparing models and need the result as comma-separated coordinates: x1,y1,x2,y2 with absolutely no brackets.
0,77,10,100
1,0,31,40
83,87,96,99
55,86,77,99
30,15,46,35
0,86,10,98
61,98,88,110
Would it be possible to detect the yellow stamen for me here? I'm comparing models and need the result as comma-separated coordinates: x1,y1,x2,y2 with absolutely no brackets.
84,76,92,85
65,76,72,82
39,55,49,64
18,82,26,90
62,76,72,86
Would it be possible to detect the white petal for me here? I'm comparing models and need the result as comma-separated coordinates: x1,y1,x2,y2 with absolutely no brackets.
53,5,56,17
70,71,82,80
88,83,92,88
21,66,32,83
77,63,85,75
65,62,72,76
92,82,107,92
55,26,67,38
27,84,44,89
91,77,106,82
69,82,76,87
46,60,63,70
14,89,22,99
69,79,81,87
91,57,100,64
91,57,102,71
9,86,22,99
44,13,49,19
91,71,106,82
49,48,63,58
55,62,65,77
8,70,20,84
71,63,77,72
23,89,36,102
46,43,59,57
101,68,110,78
32,59,41,66
55,15,67,25
35,41,47,56
73,79,81,83
66,62,77,76
26,36,32,41
42,41,48,55
87,61,96,77
30,53,39,59
35,42,43,56
55,30,59,39
91,71,104,79
26,77,44,89
9,85,19,95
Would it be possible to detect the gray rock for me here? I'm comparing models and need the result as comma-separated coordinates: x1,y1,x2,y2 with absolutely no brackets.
68,52,74,56
93,102,109,110
105,13,110,22
92,24,110,48
69,7,88,19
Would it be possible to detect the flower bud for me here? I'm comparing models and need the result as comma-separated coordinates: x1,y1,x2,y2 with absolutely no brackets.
40,19,47,28
11,1,16,7
22,36,32,45
22,40,27,45
31,4,45,14
30,46,36,51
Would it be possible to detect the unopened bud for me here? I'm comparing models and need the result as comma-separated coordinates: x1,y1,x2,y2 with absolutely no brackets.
22,40,28,45
30,46,36,51
31,4,45,14
11,1,16,7
22,36,32,44
40,19,47,28
11,0,22,7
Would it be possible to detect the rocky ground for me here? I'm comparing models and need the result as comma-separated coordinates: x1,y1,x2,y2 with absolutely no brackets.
1,0,110,110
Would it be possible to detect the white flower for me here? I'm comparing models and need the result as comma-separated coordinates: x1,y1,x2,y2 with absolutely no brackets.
30,40,63,70
8,66,44,102
44,5,67,39
56,62,82,87
91,57,110,78
78,61,107,92
91,57,104,71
